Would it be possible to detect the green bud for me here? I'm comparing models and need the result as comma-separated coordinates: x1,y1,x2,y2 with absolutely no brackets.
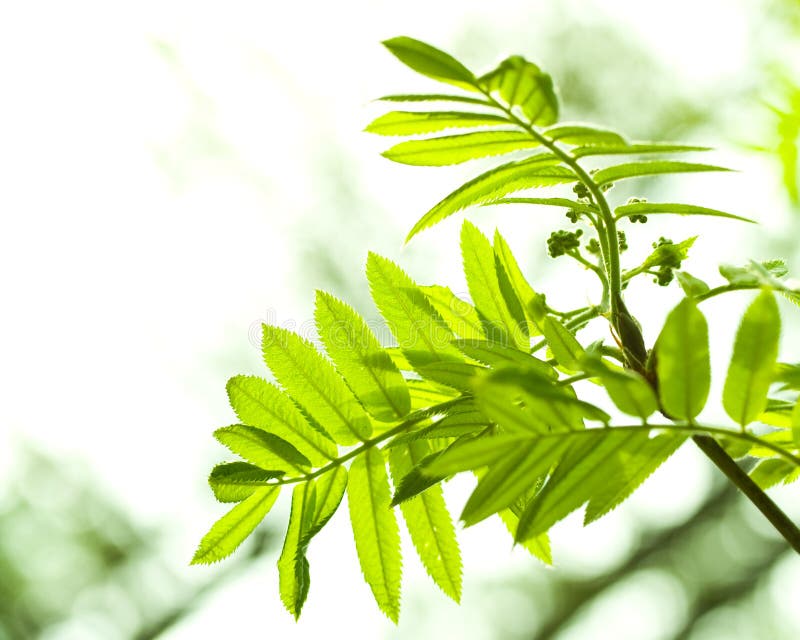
547,229,583,258
618,230,628,252
585,238,601,255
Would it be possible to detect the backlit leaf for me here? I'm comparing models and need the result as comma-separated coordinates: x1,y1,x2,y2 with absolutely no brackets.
655,298,710,421
262,325,372,445
479,56,559,125
278,483,315,619
315,290,410,422
348,448,403,622
420,285,485,340
208,462,283,503
382,131,540,166
192,486,280,565
382,37,478,91
544,123,626,146
615,202,754,224
214,425,311,473
406,156,576,241
389,442,462,602
722,289,781,427
592,161,731,187
366,111,507,136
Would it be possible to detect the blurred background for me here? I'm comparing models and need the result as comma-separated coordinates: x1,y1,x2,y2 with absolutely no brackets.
1,0,800,638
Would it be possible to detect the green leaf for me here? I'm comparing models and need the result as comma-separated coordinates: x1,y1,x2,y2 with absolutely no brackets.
592,161,732,186
749,458,798,489
572,143,710,158
793,401,800,449
775,362,800,391
675,271,711,298
406,379,460,410
453,338,556,378
493,229,543,335
278,483,315,619
544,123,627,146
415,361,486,392
462,221,529,350
722,289,781,427
306,466,348,541
655,298,711,421
419,285,485,340
367,253,463,368
389,411,489,448
584,433,686,523
208,462,283,503
486,196,598,216
498,509,551,565
542,316,584,372
226,376,337,467
615,202,755,224
382,131,541,166
377,93,491,105
516,429,645,541
460,437,570,526
479,56,559,125
191,486,280,564
640,237,697,271
582,359,658,419
214,425,311,473
315,291,410,422
382,37,478,91
406,156,576,241
365,111,507,136
424,434,531,476
389,442,462,602
262,325,372,445
348,447,402,623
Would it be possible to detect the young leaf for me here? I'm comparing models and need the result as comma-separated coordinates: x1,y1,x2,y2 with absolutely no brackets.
348,447,403,623
615,202,755,224
365,111,507,136
543,123,627,146
315,291,410,422
382,131,541,166
592,161,732,187
389,442,462,602
406,156,576,241
462,221,528,350
406,378,460,410
214,425,311,474
494,229,543,335
419,285,485,340
479,56,559,125
516,429,645,541
192,486,280,565
278,483,315,619
388,411,489,447
572,143,710,158
424,434,532,476
486,196,598,216
382,37,478,92
366,253,463,368
722,289,781,427
542,316,584,372
675,271,711,298
582,359,658,419
262,325,372,445
208,462,283,503
226,375,337,467
415,361,486,392
655,298,711,421
749,458,798,489
584,433,686,523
